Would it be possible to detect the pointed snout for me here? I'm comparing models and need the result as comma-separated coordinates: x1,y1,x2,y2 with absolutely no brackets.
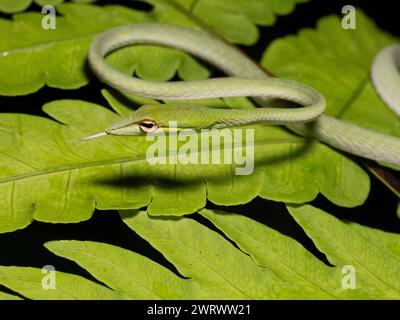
105,117,142,136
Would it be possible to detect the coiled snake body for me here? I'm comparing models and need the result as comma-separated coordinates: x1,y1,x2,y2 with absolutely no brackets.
82,24,400,166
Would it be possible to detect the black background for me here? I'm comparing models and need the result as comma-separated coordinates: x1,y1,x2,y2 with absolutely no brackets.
0,0,399,295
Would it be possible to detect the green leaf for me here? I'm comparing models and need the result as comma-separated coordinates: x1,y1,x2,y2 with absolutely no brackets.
2,206,398,299
199,208,338,299
120,210,293,299
0,3,153,95
6,8,400,233
144,0,309,45
0,0,97,13
0,0,307,96
0,291,22,300
1,0,398,302
201,207,400,299
105,44,210,82
0,3,208,95
287,204,400,299
0,0,31,13
6,217,292,299
261,11,400,139
35,0,64,6
0,99,369,233
0,266,128,299
44,240,201,299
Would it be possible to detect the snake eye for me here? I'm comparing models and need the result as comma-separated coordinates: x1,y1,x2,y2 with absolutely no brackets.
139,120,159,133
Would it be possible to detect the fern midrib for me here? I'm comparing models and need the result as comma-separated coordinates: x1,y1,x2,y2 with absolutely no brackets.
0,138,311,185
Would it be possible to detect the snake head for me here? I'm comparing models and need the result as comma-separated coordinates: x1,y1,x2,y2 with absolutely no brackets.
71,103,213,141
105,104,172,136
69,105,160,141
107,103,207,136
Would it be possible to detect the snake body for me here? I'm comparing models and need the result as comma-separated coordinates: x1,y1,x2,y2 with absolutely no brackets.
86,24,400,166
371,45,400,116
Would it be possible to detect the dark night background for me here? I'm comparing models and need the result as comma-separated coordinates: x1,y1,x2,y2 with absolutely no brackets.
0,0,399,294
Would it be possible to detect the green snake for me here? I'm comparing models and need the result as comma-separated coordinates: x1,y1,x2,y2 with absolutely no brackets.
81,24,400,166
